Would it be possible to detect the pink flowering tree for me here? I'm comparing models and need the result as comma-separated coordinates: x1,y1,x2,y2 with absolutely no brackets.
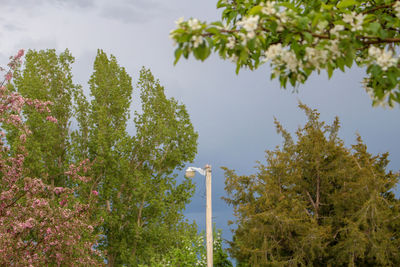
0,50,102,266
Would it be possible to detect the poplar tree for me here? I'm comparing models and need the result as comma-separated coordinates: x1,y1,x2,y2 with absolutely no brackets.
73,50,198,265
9,49,78,188
223,103,400,266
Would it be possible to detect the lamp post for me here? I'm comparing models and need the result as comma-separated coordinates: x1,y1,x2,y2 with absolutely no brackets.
185,164,213,267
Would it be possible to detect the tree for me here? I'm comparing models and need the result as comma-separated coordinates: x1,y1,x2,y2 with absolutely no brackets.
143,226,233,267
72,50,199,265
170,0,400,107
223,103,400,266
8,49,79,188
0,51,101,266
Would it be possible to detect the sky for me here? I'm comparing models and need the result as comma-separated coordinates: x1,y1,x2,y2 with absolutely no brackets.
1,0,400,255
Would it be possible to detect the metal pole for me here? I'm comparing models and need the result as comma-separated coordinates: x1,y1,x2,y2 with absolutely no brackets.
205,164,213,267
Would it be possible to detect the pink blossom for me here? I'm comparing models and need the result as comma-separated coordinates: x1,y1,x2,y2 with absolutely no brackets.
46,116,58,123
91,190,98,196
0,52,101,266
5,72,12,81
17,49,24,58
20,134,27,142
54,187,64,195
59,198,67,207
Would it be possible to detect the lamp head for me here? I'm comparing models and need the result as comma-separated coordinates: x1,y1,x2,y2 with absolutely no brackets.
185,169,196,178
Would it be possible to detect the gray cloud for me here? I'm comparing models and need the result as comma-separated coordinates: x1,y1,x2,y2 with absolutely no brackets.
3,23,25,32
100,0,167,24
100,4,150,24
0,0,95,9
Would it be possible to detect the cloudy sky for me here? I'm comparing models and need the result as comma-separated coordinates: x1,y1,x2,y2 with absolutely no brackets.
1,0,399,248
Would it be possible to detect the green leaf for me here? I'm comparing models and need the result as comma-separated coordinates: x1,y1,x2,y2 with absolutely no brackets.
249,5,262,15
174,49,183,65
303,32,313,43
337,0,358,9
327,63,334,79
344,52,353,68
193,45,210,61
337,58,345,72
368,22,380,34
321,3,334,10
206,27,220,35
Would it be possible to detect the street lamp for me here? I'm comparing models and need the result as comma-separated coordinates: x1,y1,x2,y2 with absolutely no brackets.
185,164,213,267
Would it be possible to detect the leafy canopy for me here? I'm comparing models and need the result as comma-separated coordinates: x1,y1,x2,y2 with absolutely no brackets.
5,49,200,266
170,0,400,107
223,103,400,266
0,51,101,266
72,50,199,265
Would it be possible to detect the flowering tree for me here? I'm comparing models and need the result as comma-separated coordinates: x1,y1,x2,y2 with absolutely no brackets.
0,51,102,266
170,0,400,107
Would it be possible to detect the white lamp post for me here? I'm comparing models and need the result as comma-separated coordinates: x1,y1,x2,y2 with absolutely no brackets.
185,164,213,267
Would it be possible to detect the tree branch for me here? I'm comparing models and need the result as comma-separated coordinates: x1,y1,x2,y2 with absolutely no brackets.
362,3,394,14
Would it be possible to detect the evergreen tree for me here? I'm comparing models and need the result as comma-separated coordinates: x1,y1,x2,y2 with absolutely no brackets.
223,103,400,266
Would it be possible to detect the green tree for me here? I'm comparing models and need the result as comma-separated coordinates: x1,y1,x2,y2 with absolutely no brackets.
223,103,400,266
143,226,232,267
0,50,102,267
8,49,78,188
170,0,400,106
73,50,199,265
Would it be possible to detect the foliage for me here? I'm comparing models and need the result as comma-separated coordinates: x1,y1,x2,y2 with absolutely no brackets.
8,49,79,188
5,48,200,266
0,51,101,266
72,50,199,265
223,103,400,266
170,0,400,107
143,226,233,267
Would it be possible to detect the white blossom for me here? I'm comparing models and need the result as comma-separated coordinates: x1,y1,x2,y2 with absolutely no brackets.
188,18,202,30
394,1,400,18
368,46,381,58
376,50,397,71
343,12,365,32
277,11,288,23
305,47,328,69
175,17,184,26
368,46,397,71
329,24,345,37
226,36,236,49
238,32,248,46
317,20,329,32
343,13,354,24
363,79,392,108
281,50,299,72
230,54,238,62
353,13,365,31
236,15,259,39
328,40,342,59
191,35,204,48
260,1,276,15
169,30,178,46
264,43,283,61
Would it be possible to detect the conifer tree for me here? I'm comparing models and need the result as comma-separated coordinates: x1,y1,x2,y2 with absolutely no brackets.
223,103,400,266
